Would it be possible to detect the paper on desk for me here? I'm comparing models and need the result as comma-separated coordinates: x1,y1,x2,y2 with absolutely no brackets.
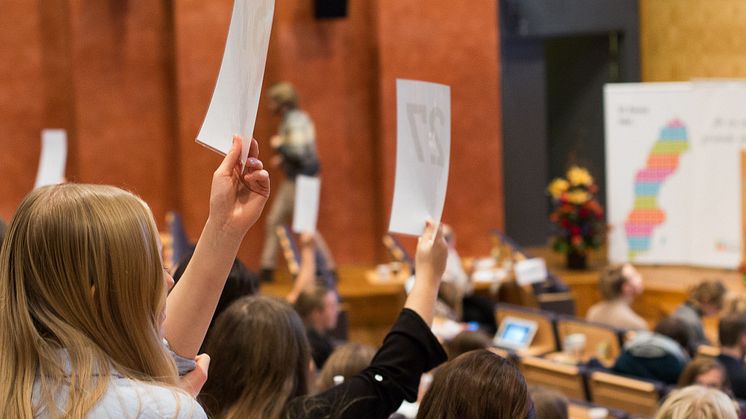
388,79,451,236
514,258,548,286
197,0,275,165
292,175,321,234
34,129,67,189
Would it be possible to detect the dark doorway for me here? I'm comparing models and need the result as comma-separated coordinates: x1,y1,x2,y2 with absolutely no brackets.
500,0,639,246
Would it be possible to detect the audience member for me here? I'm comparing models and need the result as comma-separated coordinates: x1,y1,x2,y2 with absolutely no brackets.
293,285,340,369
717,314,746,399
173,250,259,353
286,232,341,369
722,292,746,317
416,350,533,419
530,386,568,419
0,136,269,417
585,264,647,331
677,357,729,392
613,316,690,384
441,225,498,334
654,386,737,419
200,221,448,419
259,81,320,282
444,330,495,360
315,342,376,393
672,280,726,351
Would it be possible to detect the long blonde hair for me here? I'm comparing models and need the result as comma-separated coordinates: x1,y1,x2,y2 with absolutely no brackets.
0,184,178,417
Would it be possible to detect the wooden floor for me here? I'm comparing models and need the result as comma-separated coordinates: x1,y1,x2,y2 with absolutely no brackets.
263,247,744,347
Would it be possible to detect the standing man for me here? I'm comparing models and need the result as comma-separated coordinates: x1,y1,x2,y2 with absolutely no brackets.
259,82,320,282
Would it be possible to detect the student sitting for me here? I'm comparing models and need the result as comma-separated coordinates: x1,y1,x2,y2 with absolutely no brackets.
585,264,647,331
199,222,448,419
717,314,746,399
444,330,495,360
672,279,726,351
613,316,690,385
678,357,729,393
416,350,533,419
315,342,376,393
0,136,269,417
529,386,568,419
654,386,737,419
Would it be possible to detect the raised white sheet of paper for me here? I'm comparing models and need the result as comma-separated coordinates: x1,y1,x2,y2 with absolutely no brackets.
514,258,548,286
197,0,275,165
388,79,451,236
34,129,67,189
292,175,321,234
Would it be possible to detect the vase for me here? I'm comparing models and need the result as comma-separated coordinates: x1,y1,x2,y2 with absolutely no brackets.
565,251,588,270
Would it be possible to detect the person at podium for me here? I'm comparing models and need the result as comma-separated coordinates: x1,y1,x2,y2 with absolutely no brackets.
585,264,648,331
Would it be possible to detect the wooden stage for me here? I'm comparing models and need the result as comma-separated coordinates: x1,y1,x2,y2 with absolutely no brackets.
262,247,744,347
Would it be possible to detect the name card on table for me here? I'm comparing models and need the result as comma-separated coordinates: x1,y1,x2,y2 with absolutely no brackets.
514,258,548,286
388,79,451,236
34,129,67,189
197,0,275,165
292,175,321,234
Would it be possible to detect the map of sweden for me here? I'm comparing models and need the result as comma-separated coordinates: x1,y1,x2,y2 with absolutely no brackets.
624,119,689,259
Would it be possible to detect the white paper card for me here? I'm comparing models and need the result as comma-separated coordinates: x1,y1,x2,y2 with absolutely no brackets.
514,258,548,286
197,0,275,164
388,79,451,236
292,175,321,234
34,129,67,189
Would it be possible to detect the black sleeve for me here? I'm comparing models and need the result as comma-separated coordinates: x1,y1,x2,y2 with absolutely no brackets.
286,308,447,419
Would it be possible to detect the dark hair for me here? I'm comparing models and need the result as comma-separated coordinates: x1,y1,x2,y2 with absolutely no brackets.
293,284,334,320
417,350,531,419
677,357,728,390
199,296,310,418
529,386,568,419
719,314,746,347
598,265,627,300
444,331,494,361
173,251,258,350
689,280,727,310
655,317,690,351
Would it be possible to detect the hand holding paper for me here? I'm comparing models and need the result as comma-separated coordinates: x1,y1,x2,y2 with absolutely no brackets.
208,135,270,239
388,79,451,236
197,0,275,165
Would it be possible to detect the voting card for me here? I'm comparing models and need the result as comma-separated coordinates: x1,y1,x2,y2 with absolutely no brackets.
388,79,451,236
197,0,275,165
292,175,321,234
34,129,67,189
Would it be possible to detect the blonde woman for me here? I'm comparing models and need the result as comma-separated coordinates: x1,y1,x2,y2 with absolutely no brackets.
0,136,269,417
655,386,737,419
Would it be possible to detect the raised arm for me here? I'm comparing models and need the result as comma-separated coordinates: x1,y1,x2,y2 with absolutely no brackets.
286,233,317,304
164,135,270,359
404,221,448,327
288,221,448,418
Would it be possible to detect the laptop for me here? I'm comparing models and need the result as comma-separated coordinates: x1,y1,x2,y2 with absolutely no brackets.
494,316,538,350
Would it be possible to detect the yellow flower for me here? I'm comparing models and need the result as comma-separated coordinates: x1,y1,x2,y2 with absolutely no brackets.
567,190,590,205
567,166,593,186
547,178,569,199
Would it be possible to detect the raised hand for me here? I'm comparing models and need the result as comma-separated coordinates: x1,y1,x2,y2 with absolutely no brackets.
415,220,448,285
209,135,270,238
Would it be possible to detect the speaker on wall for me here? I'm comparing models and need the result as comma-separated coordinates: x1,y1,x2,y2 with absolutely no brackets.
314,0,348,19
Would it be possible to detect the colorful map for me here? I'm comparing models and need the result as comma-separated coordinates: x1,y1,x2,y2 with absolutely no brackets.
624,119,689,259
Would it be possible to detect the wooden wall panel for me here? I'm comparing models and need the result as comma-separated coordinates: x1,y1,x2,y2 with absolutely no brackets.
0,1,504,268
641,0,746,81
376,0,504,257
0,1,44,218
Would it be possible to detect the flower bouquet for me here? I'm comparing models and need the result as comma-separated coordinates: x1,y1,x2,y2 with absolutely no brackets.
547,166,605,269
